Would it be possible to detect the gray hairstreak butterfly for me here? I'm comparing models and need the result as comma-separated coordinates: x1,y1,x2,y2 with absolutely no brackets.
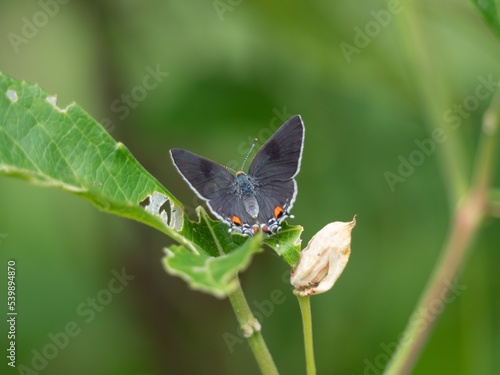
170,115,304,236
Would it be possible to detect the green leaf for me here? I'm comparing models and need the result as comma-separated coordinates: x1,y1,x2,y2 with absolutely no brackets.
179,206,250,257
264,222,303,266
471,0,500,37
0,72,186,244
182,206,303,266
162,233,264,298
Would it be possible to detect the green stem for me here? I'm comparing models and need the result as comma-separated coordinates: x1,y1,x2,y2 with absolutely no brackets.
227,278,279,375
297,295,316,375
489,188,500,217
384,85,500,375
200,209,278,373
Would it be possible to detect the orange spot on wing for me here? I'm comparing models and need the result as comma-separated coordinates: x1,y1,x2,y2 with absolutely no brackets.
232,216,242,226
274,206,284,219
253,226,259,235
262,225,272,234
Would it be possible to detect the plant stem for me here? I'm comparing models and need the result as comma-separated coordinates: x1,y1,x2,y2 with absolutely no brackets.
200,209,279,373
490,188,500,217
297,295,316,375
384,87,500,375
383,192,481,375
227,278,279,375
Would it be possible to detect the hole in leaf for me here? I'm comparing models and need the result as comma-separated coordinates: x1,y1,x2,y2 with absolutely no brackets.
139,196,150,208
159,200,171,218
46,95,70,113
141,192,183,231
6,89,18,103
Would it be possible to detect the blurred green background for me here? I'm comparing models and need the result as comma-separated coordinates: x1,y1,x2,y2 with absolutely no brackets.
1,1,500,374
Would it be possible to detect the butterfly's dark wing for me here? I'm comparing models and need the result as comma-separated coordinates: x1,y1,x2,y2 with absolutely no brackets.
254,178,297,225
207,190,258,229
171,115,305,235
171,149,257,232
170,149,234,201
248,115,304,182
247,115,304,230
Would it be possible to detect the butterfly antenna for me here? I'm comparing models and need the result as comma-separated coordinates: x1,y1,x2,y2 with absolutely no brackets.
241,138,258,171
225,165,237,174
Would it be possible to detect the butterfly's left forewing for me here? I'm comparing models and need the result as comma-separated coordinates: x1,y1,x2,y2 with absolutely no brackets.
248,115,304,182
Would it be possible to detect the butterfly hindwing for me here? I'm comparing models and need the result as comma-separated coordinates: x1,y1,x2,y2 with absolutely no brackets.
207,189,258,230
254,178,296,224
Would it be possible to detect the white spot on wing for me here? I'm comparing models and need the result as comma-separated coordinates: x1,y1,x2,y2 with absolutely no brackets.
6,89,18,103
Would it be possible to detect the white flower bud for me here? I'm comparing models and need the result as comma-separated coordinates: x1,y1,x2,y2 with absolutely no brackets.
291,217,356,296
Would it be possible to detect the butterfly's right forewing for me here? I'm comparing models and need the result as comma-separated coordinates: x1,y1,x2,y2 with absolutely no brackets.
170,149,234,200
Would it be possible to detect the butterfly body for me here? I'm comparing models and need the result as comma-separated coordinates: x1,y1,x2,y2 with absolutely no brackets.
234,171,259,218
170,115,304,236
